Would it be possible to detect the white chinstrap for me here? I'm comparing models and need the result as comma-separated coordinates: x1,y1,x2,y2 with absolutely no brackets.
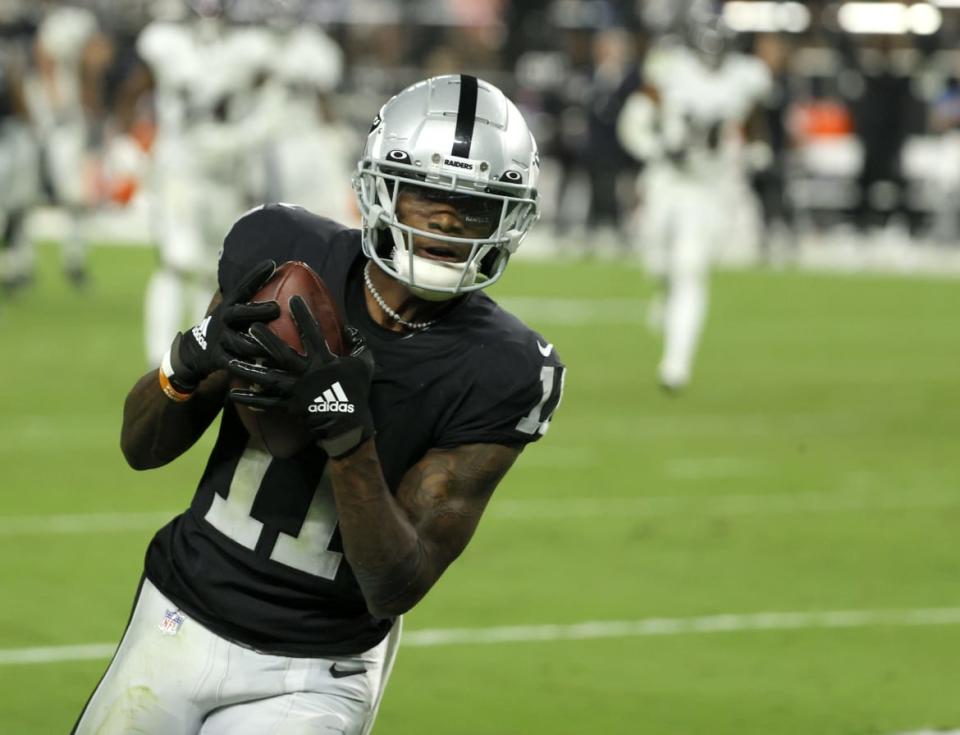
363,261,439,331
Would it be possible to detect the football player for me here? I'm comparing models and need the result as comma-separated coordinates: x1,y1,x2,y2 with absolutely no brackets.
132,0,276,366
618,11,771,391
0,8,40,294
253,23,356,224
21,4,103,287
72,75,565,735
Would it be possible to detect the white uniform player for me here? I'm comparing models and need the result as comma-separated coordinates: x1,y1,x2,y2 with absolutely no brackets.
0,92,39,289
0,15,40,292
138,8,275,366
618,27,770,391
256,25,355,225
21,4,100,286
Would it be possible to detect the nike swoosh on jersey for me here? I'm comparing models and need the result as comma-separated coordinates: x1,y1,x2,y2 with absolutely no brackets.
537,341,553,357
329,663,367,679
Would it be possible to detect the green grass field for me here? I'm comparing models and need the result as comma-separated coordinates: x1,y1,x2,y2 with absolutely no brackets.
1,243,959,734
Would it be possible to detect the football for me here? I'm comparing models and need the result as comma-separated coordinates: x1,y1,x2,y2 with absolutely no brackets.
232,261,347,458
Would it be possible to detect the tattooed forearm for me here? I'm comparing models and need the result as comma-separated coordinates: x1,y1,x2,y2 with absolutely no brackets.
121,293,227,470
404,445,516,528
121,370,227,470
327,441,520,617
327,441,425,616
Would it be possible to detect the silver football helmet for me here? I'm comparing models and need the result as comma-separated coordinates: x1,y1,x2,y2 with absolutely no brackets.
685,2,735,68
354,75,540,300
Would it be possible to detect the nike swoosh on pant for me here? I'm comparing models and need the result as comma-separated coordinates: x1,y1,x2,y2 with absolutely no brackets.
329,663,367,679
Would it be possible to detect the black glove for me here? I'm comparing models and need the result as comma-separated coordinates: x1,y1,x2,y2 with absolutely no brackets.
163,260,280,393
227,295,376,459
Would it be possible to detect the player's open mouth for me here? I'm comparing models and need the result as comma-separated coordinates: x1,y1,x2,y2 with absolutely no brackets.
416,245,466,263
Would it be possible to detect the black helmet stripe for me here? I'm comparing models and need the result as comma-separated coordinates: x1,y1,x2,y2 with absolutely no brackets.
451,75,479,158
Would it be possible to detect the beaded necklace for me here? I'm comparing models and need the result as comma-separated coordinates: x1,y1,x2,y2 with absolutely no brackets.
363,261,439,331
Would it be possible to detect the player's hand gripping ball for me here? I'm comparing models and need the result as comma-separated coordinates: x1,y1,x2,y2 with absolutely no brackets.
231,261,348,458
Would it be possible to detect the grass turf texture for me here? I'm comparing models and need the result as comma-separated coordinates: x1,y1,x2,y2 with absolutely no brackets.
1,243,958,734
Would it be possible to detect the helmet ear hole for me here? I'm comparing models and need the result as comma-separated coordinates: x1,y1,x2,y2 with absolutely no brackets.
386,150,412,165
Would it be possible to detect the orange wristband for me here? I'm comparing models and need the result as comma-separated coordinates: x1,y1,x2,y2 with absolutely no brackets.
158,367,193,403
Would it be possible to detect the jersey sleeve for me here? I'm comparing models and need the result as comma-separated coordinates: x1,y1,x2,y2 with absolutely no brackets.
217,203,350,295
435,339,566,449
219,205,283,294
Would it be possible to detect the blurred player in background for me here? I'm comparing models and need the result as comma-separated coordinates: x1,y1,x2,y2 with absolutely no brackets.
618,7,770,392
929,74,960,243
127,0,275,366
254,21,356,224
21,3,104,287
750,31,797,263
583,27,641,255
72,74,564,735
0,1,39,294
844,36,914,234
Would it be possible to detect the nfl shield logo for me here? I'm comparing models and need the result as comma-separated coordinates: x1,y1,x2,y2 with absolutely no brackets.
159,609,185,636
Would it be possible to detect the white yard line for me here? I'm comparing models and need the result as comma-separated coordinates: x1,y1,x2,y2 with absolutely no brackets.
0,511,176,536
497,297,645,325
402,608,960,647
489,490,960,520
0,644,119,665
2,488,959,536
3,607,960,666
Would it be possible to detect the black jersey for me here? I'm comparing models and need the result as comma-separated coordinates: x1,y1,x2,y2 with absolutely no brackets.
144,204,565,657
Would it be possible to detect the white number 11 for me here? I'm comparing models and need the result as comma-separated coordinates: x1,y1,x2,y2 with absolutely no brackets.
203,444,343,580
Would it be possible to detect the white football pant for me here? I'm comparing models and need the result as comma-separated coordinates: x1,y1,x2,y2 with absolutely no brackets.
73,577,401,735
45,120,94,278
144,268,217,365
641,170,722,389
0,120,41,281
143,140,244,365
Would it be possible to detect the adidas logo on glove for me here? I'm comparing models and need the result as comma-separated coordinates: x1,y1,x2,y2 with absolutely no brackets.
309,381,355,414
192,316,212,350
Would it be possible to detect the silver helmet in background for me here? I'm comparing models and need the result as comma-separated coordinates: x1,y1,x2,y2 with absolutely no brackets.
353,75,540,300
685,0,736,68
